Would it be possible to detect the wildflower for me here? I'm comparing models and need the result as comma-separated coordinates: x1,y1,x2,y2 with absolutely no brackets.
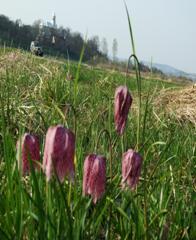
114,86,132,135
43,125,75,182
83,154,106,203
122,149,142,189
16,133,40,175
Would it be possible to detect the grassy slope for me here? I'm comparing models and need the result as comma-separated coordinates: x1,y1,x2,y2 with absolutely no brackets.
0,49,195,239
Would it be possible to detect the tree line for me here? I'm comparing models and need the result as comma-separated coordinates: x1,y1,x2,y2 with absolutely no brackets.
0,14,106,61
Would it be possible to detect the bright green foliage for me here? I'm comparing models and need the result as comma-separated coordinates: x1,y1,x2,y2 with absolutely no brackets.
0,49,195,239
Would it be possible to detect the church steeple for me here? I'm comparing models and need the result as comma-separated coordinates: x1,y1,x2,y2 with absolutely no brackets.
52,13,56,28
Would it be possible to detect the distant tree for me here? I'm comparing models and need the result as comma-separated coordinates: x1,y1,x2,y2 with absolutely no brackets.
32,19,43,28
85,37,100,61
92,36,100,50
58,26,65,38
112,38,118,62
101,37,108,57
32,19,43,39
15,19,22,27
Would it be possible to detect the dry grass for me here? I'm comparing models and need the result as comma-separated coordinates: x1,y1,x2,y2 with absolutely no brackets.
155,86,196,125
0,49,63,78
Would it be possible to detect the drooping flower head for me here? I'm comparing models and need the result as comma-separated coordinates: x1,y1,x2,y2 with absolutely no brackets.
83,154,106,204
114,86,132,135
122,149,143,189
16,133,40,175
43,125,75,182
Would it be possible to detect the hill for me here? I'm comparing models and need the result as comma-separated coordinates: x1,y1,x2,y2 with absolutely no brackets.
143,61,196,81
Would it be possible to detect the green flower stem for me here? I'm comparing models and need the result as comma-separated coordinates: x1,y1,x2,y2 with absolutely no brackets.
126,54,142,151
96,129,112,181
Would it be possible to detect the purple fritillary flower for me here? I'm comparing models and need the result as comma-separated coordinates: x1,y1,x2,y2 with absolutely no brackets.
43,125,75,182
114,86,132,135
122,149,143,189
83,154,106,203
17,133,40,175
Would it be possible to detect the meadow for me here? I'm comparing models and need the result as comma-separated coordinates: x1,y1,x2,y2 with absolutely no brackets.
0,45,195,239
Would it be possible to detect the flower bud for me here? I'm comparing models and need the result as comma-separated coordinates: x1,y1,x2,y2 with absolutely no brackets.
114,86,132,135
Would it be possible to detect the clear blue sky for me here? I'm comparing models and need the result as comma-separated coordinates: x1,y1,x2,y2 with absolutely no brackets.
1,0,196,73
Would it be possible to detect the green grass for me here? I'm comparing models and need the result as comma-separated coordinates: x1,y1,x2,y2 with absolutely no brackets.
0,48,195,239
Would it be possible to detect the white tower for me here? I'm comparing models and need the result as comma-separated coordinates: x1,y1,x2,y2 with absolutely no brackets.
52,13,57,28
